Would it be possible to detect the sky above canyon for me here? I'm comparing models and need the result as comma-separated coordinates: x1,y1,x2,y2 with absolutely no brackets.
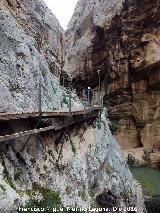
43,0,78,29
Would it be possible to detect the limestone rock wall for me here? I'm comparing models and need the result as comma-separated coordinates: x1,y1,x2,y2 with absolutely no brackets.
0,0,64,112
0,112,143,212
64,0,160,151
0,0,144,212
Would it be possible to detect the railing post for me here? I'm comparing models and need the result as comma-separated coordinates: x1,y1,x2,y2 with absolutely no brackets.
69,86,71,113
83,89,86,112
100,110,102,123
99,75,101,106
63,74,65,87
101,95,104,107
97,70,101,106
88,87,91,107
39,80,42,115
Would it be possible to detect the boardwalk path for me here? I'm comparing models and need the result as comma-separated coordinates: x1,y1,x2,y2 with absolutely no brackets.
0,107,102,120
0,106,103,142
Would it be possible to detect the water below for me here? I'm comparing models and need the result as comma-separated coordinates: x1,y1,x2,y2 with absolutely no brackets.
130,167,160,195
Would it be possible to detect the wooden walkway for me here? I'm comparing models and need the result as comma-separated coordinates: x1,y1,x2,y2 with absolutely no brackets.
0,106,103,142
0,107,102,121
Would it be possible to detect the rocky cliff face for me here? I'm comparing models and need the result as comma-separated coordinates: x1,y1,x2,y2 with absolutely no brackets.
64,0,160,156
0,0,64,112
0,0,144,212
0,112,143,212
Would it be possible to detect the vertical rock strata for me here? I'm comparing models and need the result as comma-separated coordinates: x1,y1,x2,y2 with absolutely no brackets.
64,0,160,152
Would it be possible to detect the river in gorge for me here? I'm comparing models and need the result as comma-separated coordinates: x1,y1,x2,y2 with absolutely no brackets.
130,167,160,195
130,167,160,213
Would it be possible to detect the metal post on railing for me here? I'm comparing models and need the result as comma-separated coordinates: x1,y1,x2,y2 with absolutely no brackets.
97,70,101,106
101,95,104,108
88,87,91,107
100,110,102,123
39,80,42,115
63,74,65,87
83,89,86,112
69,86,71,114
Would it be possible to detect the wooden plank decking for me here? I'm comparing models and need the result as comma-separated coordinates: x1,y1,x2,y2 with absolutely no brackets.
0,106,103,121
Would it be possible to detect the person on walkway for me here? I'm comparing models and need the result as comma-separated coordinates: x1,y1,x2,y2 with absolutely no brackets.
85,87,93,106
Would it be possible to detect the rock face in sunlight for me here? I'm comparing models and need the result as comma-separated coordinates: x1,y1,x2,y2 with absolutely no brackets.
64,0,160,156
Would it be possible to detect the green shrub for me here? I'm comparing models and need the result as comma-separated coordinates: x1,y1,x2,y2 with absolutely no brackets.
145,195,160,213
9,82,20,92
41,68,48,77
57,163,67,171
91,118,101,129
18,185,61,213
0,184,6,195
90,200,99,208
109,121,119,134
61,95,69,106
4,176,15,190
14,169,22,181
18,183,84,213
70,142,76,154
78,189,87,201
97,123,101,129
48,150,53,156
92,124,97,129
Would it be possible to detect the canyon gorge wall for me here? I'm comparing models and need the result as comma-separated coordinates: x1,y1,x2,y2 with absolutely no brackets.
0,0,144,212
0,0,64,112
64,0,160,153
